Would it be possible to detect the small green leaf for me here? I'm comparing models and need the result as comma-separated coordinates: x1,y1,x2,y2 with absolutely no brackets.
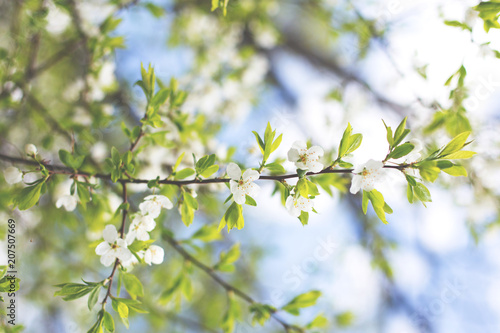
414,183,432,202
122,273,144,299
298,211,309,226
282,290,321,315
439,131,470,157
175,168,195,179
200,164,219,178
245,195,257,206
102,311,115,332
88,285,101,310
442,165,467,177
265,162,285,174
387,143,414,160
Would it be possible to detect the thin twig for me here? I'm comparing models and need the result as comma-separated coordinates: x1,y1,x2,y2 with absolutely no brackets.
163,234,305,332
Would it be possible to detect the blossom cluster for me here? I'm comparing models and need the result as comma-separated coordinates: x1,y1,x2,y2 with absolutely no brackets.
95,195,171,267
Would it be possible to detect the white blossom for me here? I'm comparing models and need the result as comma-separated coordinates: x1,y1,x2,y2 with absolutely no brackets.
125,214,156,244
285,195,314,217
25,144,37,156
227,163,260,205
95,225,132,267
4,167,23,184
139,195,173,218
350,159,386,194
56,195,78,212
144,245,164,265
287,141,324,173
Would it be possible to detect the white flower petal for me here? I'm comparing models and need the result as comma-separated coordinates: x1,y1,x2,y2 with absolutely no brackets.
4,167,23,184
144,249,152,265
233,189,246,205
117,248,132,262
100,253,116,267
350,175,362,194
149,245,164,265
226,162,242,180
292,141,307,150
365,159,383,171
102,225,118,243
95,242,111,255
242,169,260,182
308,146,324,157
287,148,300,162
307,161,324,173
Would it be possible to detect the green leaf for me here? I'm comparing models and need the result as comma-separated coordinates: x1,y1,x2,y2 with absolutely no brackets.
144,2,165,18
249,304,276,326
102,311,115,332
297,178,320,198
362,190,369,214
200,164,219,178
245,195,257,206
407,183,414,203
265,162,285,174
444,20,472,31
111,147,121,166
252,131,265,154
419,162,441,183
184,192,198,210
414,182,432,202
112,298,129,319
383,120,394,147
443,150,476,159
282,290,321,316
215,244,241,272
218,202,244,232
387,143,414,160
439,131,470,157
88,285,101,310
180,202,194,227
393,117,408,145
122,273,144,299
59,149,85,169
367,189,388,224
13,181,44,210
175,168,195,179
173,152,185,172
195,154,216,175
271,134,283,153
442,165,467,177
336,311,355,327
298,211,309,226
306,314,328,329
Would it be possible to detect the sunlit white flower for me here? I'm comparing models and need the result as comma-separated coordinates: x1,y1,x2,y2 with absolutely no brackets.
285,195,314,217
139,195,173,218
227,162,260,205
144,245,164,265
350,159,385,194
287,141,324,173
125,214,156,244
4,167,23,184
56,195,78,211
95,225,132,267
25,144,37,156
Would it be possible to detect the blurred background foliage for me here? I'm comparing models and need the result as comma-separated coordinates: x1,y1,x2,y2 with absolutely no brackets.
1,0,500,332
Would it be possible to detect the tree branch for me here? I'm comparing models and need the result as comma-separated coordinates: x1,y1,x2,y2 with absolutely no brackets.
163,233,305,332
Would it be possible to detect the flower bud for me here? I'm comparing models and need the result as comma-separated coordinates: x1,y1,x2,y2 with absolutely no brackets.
25,144,37,156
